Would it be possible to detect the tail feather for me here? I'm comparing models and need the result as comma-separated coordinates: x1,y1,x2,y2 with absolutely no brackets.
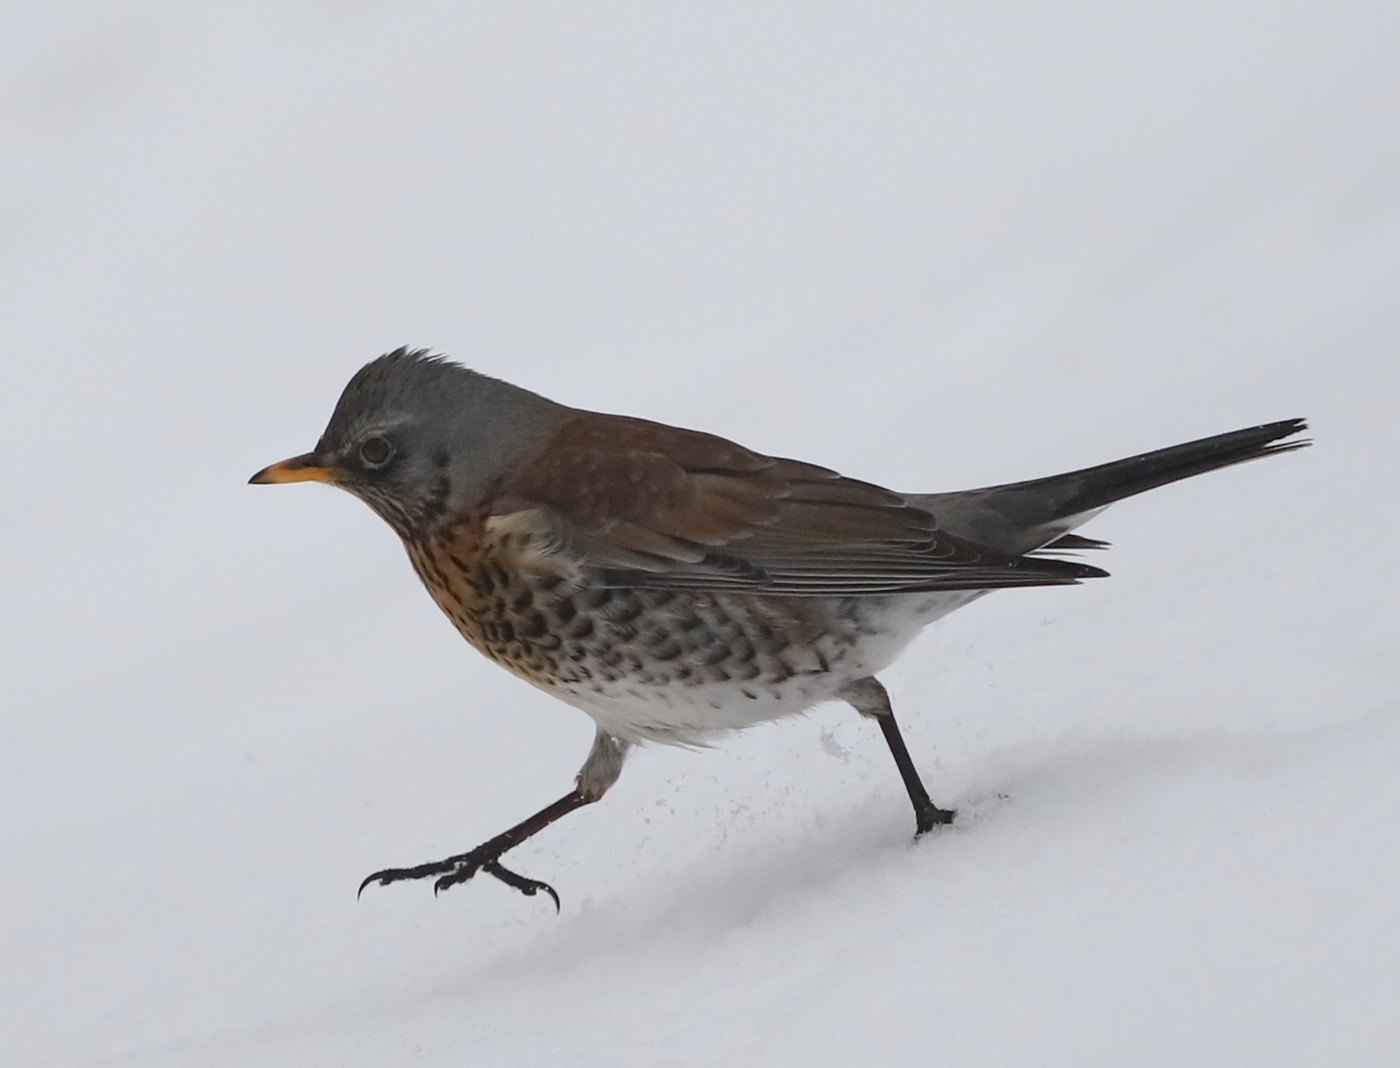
1037,532,1111,553
916,419,1309,556
1026,418,1308,516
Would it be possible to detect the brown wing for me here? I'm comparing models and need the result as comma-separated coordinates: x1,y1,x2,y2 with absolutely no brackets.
493,411,1105,595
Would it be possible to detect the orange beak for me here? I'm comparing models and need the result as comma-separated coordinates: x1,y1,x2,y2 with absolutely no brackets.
248,452,338,485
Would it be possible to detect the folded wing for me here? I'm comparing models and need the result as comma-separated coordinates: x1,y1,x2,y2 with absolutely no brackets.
494,412,1104,595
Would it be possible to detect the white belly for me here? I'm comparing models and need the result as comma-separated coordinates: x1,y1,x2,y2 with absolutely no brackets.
545,589,989,745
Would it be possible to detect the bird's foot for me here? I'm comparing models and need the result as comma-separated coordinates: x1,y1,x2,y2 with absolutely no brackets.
358,846,561,910
913,803,958,838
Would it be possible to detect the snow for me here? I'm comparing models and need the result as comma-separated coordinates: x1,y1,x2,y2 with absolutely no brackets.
2,3,1398,1065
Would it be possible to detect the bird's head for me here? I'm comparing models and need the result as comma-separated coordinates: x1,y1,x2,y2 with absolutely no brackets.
250,348,567,538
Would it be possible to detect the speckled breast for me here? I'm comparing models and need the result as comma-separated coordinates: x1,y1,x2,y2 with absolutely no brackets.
400,514,881,741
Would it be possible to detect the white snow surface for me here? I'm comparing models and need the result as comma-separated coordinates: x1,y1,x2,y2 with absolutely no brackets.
3,4,1398,1065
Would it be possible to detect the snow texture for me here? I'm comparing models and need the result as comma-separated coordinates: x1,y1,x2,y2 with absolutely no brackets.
2,3,1397,1066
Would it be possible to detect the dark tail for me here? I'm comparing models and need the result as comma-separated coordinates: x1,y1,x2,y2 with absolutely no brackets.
1031,418,1309,516
917,419,1310,556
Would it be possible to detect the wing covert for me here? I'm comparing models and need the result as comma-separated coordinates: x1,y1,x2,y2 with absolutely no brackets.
494,412,1104,594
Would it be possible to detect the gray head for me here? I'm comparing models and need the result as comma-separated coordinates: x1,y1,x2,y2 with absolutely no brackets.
249,348,568,537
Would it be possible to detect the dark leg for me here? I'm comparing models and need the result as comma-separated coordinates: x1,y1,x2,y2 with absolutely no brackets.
838,676,956,836
875,712,957,835
359,729,629,910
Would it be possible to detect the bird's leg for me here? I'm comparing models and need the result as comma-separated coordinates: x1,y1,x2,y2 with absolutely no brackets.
359,730,630,910
838,676,956,836
876,711,957,835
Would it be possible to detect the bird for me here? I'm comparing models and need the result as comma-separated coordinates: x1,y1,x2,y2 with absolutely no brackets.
250,348,1307,909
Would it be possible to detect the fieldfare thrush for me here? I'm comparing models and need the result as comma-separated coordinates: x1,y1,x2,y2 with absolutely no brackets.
251,349,1307,909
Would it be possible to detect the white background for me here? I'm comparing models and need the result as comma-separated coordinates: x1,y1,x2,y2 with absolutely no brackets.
3,3,1397,1065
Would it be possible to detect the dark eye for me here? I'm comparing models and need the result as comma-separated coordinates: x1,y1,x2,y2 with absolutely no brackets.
358,434,394,468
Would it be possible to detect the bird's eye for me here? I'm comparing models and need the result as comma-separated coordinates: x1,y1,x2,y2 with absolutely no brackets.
358,434,394,468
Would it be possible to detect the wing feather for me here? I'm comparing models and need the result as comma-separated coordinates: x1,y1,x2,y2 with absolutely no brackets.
497,412,1105,594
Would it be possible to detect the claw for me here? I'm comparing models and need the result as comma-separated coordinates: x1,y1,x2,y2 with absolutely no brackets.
354,789,590,906
358,867,411,898
431,862,480,896
357,857,458,898
359,852,561,910
912,804,957,838
482,860,562,912
359,868,407,898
